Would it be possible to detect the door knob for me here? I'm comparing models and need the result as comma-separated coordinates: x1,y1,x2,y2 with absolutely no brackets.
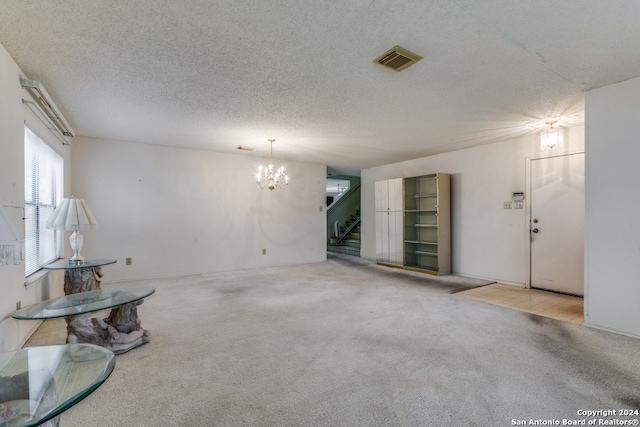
533,218,539,223
532,228,539,233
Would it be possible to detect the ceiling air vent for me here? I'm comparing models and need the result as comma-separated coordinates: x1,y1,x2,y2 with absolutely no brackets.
374,46,423,72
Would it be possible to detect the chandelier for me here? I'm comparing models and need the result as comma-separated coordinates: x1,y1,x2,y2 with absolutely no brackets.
540,120,562,150
256,139,288,191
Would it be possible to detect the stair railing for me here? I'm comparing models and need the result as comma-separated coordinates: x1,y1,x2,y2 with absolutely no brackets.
336,216,360,244
326,182,361,242
326,182,360,214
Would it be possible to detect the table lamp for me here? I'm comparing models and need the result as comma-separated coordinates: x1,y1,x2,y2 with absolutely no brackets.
46,197,98,262
0,204,23,266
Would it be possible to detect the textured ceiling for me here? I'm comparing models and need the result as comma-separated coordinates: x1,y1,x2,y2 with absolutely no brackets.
2,1,640,175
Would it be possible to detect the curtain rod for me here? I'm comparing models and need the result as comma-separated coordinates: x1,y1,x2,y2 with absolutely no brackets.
22,99,71,146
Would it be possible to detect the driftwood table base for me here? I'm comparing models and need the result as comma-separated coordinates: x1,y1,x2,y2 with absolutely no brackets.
62,266,150,354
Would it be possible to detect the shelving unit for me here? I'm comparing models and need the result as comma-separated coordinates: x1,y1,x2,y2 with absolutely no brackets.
403,173,450,275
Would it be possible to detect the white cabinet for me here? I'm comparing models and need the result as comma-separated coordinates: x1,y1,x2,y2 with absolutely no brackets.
375,178,403,266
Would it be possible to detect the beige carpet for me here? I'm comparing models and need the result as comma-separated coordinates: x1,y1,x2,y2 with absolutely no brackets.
24,253,640,426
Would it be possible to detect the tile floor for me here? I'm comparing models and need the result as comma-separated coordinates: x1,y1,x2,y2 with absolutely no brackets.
455,283,584,324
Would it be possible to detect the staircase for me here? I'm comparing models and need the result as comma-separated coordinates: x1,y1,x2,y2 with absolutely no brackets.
326,177,361,257
327,210,361,257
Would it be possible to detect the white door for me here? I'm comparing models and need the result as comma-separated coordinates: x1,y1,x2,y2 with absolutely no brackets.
376,211,389,262
530,153,584,295
388,178,403,211
389,211,404,265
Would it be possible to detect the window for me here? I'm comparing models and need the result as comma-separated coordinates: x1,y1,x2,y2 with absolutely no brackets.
24,125,63,276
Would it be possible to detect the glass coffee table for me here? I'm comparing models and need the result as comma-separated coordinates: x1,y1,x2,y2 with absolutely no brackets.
0,343,115,427
13,287,155,355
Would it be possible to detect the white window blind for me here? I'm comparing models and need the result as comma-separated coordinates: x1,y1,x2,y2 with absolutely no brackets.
24,125,63,276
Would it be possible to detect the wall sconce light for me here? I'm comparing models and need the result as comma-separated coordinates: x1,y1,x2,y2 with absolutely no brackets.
541,120,562,150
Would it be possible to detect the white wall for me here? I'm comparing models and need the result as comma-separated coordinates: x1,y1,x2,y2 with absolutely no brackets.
361,128,585,285
1,40,325,351
584,76,640,338
71,137,327,281
0,43,70,352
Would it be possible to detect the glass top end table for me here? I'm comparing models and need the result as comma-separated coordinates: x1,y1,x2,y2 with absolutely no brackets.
18,259,152,355
44,259,117,270
12,286,155,320
13,286,154,355
44,259,118,295
0,343,115,427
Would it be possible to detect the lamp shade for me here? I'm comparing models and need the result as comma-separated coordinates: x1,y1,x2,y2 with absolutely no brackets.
0,205,23,266
46,197,98,231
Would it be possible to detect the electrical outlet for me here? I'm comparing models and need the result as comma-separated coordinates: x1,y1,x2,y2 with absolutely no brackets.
513,201,524,209
126,257,132,265
262,249,266,255
16,301,21,310
503,201,512,209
